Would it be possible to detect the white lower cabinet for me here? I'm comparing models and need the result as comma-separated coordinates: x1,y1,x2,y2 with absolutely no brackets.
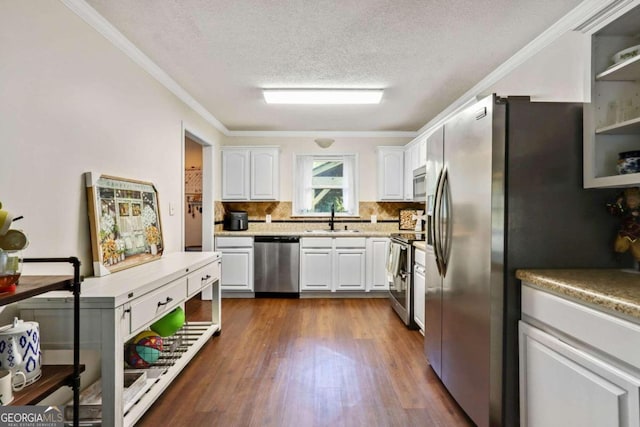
300,237,374,292
300,248,333,291
413,248,425,332
520,284,640,427
334,248,366,290
215,237,254,292
366,238,390,291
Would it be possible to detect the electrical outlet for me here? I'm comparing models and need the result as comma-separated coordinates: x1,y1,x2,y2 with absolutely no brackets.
169,203,176,216
266,214,272,223
371,215,377,223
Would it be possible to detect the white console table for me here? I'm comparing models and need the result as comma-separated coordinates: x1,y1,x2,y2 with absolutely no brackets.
19,252,221,426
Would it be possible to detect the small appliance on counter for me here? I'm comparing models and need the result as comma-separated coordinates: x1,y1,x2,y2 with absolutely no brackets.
223,211,248,231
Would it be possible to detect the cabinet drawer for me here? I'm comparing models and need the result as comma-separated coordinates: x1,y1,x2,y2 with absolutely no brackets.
130,278,186,333
301,238,332,248
334,237,366,248
414,249,426,267
215,236,253,248
187,264,217,297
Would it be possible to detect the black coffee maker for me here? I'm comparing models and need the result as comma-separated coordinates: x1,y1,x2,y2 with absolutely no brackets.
223,211,248,231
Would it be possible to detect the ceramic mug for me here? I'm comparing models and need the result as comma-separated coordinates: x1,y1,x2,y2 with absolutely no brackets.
0,368,25,404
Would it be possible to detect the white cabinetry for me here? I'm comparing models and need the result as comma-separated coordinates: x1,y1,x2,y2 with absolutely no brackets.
334,239,366,291
221,149,249,200
221,146,279,200
376,147,404,200
584,3,640,188
19,253,222,427
520,284,640,427
413,248,425,332
366,238,390,291
403,137,426,200
215,236,254,292
300,238,333,291
300,237,370,292
250,148,279,200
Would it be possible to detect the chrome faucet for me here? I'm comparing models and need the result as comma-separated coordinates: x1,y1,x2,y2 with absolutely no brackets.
329,204,335,231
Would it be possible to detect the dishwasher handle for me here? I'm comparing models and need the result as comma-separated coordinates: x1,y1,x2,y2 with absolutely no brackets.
254,236,300,243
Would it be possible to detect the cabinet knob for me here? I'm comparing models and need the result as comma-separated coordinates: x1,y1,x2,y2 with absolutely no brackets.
157,297,173,307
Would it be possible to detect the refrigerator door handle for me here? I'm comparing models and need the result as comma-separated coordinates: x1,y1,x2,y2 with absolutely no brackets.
433,168,446,276
440,169,452,276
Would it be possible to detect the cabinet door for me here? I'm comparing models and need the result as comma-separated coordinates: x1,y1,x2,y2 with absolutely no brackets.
300,249,332,291
377,148,404,200
334,248,366,291
418,138,427,167
413,265,425,332
221,149,249,200
219,248,253,291
366,238,389,291
404,148,413,200
519,321,640,427
250,148,279,200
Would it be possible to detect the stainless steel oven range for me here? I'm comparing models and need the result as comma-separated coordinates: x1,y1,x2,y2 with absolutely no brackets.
387,232,425,329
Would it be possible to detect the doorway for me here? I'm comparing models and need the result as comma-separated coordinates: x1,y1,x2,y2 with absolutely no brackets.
184,136,203,251
182,125,215,299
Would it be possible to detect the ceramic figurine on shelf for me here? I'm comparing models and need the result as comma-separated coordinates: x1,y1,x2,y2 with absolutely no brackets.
607,187,640,262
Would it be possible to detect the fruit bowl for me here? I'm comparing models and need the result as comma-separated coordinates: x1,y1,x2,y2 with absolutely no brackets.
0,249,22,292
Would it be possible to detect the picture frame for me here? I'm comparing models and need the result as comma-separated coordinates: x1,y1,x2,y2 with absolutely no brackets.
85,173,164,276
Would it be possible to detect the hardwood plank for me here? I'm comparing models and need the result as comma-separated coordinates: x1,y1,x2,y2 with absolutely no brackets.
137,298,473,427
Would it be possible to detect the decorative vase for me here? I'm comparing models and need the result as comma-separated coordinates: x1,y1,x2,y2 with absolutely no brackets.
150,244,157,255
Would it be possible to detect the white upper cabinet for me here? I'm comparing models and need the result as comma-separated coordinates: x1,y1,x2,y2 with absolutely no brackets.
221,146,279,201
377,147,405,200
250,148,279,200
404,138,426,200
221,149,250,200
584,3,640,188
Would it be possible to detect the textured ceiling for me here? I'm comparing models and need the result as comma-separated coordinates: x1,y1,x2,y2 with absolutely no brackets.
85,0,584,132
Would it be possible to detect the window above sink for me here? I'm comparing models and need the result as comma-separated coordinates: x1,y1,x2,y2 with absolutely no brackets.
293,154,359,217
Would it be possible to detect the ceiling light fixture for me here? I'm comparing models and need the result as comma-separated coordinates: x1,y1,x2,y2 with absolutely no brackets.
314,138,335,149
263,89,383,105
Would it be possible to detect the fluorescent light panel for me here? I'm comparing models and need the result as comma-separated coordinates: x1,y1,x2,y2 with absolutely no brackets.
263,89,383,104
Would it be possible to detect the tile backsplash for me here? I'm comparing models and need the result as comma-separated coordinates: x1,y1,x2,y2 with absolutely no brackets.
216,201,424,222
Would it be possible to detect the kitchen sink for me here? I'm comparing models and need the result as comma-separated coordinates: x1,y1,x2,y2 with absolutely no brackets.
304,229,360,233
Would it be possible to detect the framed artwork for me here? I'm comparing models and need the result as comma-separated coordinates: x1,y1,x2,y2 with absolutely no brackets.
85,173,164,276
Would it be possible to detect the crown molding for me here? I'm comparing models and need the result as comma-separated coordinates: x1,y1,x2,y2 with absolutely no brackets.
60,0,231,136
224,130,417,138
415,0,628,139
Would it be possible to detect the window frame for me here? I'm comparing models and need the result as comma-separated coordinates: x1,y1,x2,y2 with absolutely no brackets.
292,153,359,217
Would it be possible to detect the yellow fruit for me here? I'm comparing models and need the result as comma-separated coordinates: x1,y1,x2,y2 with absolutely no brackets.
0,230,28,250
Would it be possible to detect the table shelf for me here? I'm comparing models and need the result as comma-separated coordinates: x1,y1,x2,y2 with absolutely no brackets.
0,276,73,307
12,364,86,406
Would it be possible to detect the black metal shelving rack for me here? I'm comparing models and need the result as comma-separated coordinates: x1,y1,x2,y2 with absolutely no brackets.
1,257,83,427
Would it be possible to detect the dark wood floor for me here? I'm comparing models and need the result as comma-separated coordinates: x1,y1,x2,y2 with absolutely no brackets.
138,298,472,427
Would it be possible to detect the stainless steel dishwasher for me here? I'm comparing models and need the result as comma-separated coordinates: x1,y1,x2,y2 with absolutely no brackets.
254,236,300,297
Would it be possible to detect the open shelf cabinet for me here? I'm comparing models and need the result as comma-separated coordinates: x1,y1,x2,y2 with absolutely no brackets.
584,2,640,188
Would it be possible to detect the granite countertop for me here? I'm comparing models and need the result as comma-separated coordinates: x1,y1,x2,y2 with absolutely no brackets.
215,230,394,237
516,269,640,321
215,223,400,238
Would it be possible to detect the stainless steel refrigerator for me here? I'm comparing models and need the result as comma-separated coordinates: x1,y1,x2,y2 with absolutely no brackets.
424,95,622,427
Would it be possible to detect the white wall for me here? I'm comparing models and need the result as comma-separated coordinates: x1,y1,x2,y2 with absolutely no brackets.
0,1,223,276
221,136,410,201
488,31,590,102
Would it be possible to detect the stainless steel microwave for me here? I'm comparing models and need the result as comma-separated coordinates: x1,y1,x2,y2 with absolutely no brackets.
413,166,426,202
